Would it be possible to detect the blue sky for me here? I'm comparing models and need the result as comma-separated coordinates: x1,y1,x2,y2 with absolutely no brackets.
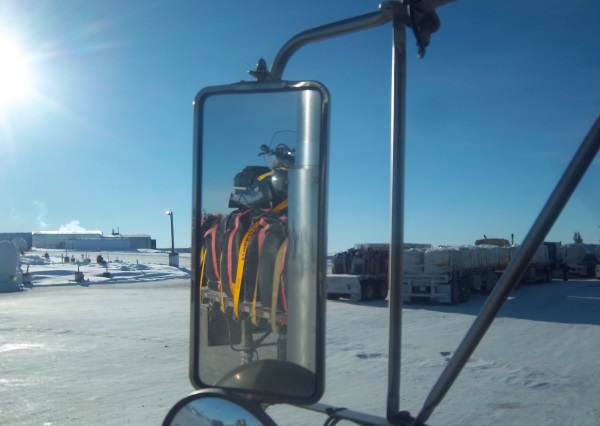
0,1,598,251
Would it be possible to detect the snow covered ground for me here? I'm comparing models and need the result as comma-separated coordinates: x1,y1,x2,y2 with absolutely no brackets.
17,249,192,286
1,250,599,425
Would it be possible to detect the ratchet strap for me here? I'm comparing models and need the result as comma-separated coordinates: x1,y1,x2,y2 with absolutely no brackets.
234,200,288,319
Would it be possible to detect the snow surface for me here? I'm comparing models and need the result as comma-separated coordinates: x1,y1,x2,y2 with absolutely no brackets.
1,250,599,425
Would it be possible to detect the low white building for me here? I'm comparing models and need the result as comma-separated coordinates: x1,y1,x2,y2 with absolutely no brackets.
32,231,152,251
32,231,103,250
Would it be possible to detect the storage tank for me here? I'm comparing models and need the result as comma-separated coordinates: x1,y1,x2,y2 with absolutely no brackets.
0,240,22,292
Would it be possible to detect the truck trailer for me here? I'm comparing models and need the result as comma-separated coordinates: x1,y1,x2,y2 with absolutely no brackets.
329,238,575,306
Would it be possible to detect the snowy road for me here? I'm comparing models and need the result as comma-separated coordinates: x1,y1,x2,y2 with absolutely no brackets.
0,279,194,425
38,249,192,270
1,262,599,425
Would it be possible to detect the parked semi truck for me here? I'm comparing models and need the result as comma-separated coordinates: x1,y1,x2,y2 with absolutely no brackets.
402,245,505,305
327,244,390,302
326,243,432,302
329,239,558,305
560,243,599,278
402,240,554,305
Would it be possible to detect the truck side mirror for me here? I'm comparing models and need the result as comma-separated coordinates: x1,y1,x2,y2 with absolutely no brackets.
190,81,329,405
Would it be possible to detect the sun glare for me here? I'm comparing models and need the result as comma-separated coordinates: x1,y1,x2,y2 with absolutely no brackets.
0,36,32,110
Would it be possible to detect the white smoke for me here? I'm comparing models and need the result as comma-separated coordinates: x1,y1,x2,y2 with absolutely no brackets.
59,220,88,233
32,200,47,229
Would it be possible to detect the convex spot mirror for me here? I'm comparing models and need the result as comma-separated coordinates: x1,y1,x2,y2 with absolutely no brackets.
191,81,329,405
162,389,277,426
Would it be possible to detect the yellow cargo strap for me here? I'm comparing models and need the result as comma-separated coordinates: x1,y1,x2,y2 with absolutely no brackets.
270,239,288,333
272,199,287,212
257,167,289,182
199,247,207,303
251,270,259,326
219,251,225,313
257,170,274,181
233,201,288,319
232,219,262,319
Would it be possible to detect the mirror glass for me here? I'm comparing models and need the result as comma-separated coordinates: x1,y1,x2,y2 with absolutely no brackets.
165,394,276,426
191,82,329,404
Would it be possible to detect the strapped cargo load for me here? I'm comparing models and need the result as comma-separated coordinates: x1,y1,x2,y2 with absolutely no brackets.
330,245,389,276
423,246,476,274
200,200,289,319
403,248,426,273
332,249,354,274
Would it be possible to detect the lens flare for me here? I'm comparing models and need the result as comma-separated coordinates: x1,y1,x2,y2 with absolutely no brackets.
0,36,32,110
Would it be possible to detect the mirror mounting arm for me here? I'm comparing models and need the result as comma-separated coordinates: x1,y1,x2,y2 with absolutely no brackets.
249,0,448,82
266,6,393,81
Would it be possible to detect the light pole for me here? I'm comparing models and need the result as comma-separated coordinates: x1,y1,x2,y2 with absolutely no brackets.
165,210,175,253
165,210,179,267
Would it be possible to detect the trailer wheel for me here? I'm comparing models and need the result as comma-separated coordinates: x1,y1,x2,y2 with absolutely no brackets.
376,280,389,300
361,280,375,302
458,280,471,303
544,269,551,283
449,281,459,305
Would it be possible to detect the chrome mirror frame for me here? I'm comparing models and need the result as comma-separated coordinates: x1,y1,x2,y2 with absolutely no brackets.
190,80,330,405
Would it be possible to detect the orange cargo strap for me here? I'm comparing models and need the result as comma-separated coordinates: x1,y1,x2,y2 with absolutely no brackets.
204,224,221,281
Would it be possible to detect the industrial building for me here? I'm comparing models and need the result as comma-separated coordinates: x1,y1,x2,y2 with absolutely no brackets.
0,231,153,251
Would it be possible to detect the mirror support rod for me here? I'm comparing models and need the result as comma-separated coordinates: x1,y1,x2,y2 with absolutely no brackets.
268,7,395,81
387,16,407,422
412,114,600,426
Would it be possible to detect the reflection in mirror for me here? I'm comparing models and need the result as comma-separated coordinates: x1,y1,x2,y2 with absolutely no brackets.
192,83,328,404
165,393,276,426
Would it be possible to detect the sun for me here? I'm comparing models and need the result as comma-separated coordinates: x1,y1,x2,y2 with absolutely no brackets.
0,36,31,110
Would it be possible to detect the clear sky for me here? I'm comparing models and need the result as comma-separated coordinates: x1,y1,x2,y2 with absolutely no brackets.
0,1,598,252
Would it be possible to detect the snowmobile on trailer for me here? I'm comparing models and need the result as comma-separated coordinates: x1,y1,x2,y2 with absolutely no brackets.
198,137,298,364
164,1,600,425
